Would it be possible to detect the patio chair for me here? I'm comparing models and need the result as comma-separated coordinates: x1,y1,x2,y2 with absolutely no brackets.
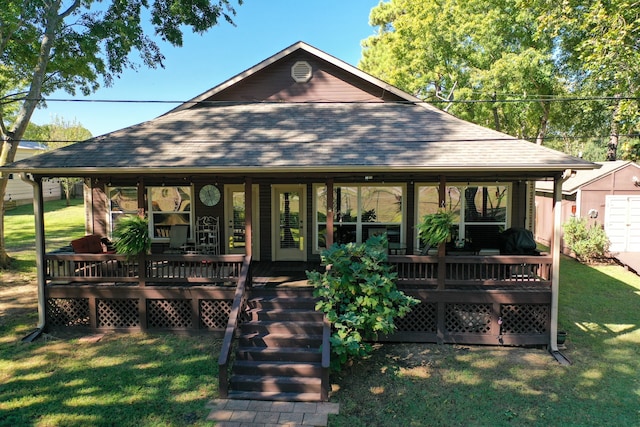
163,224,189,253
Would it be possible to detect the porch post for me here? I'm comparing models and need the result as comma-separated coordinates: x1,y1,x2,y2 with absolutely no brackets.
437,175,447,289
436,175,447,344
245,178,253,257
550,172,567,356
22,174,46,334
325,179,334,248
137,177,145,218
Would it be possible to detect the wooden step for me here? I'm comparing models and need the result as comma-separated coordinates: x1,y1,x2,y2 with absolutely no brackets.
248,296,318,310
249,308,324,322
239,332,323,348
230,375,321,393
249,289,316,299
227,390,323,402
235,346,322,362
240,320,324,335
232,360,323,377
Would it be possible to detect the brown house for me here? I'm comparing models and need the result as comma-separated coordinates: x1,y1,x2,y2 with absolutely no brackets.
5,42,596,401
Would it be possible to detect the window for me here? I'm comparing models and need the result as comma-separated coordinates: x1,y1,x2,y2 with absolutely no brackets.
108,186,139,235
315,184,404,251
416,183,510,250
148,186,192,239
107,186,193,240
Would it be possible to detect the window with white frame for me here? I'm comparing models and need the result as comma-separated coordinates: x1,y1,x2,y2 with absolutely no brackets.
315,184,404,251
148,186,193,239
416,183,510,251
107,186,138,235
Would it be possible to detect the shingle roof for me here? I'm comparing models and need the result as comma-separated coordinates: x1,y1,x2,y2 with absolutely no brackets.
536,160,639,194
5,102,594,175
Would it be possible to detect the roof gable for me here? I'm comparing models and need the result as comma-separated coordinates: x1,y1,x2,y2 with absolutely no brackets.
165,41,417,115
537,161,638,194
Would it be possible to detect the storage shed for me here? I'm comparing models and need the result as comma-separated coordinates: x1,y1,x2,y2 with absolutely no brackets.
535,161,640,253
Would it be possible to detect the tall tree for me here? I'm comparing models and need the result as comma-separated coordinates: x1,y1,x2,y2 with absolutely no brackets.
539,0,640,160
360,0,565,142
0,0,242,268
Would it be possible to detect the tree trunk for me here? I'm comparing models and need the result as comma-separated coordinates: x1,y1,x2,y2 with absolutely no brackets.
491,92,501,132
607,95,621,161
535,101,550,146
0,2,64,268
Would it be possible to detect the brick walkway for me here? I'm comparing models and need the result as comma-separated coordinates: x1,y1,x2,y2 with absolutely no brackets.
206,399,340,427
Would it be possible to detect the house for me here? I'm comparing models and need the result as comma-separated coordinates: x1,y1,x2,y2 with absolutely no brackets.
4,141,61,207
535,161,640,254
3,42,596,400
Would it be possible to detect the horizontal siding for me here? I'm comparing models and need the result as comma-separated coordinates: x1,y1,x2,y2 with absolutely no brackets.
210,51,405,103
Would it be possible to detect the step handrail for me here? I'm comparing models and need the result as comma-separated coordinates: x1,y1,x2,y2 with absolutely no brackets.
217,255,252,398
321,314,331,401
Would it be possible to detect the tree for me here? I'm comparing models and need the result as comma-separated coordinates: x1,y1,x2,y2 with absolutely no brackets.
360,0,565,143
544,0,640,161
0,0,242,268
359,0,640,159
24,116,92,205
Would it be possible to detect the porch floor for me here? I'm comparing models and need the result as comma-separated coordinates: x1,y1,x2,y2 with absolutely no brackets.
251,261,322,287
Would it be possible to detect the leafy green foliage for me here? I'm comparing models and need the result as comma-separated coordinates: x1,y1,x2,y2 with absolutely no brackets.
113,215,151,258
307,235,419,371
562,217,610,262
416,209,454,248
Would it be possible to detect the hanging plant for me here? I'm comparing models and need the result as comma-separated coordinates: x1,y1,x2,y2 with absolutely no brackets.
417,209,455,248
113,215,151,258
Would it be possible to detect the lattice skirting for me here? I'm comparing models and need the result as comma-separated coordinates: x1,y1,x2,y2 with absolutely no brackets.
47,298,90,327
387,298,550,345
46,297,233,332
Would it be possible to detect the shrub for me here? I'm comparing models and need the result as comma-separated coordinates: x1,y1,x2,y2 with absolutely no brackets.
307,235,419,371
563,217,610,262
113,215,151,258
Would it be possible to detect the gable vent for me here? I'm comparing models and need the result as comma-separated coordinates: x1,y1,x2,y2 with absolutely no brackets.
291,61,312,83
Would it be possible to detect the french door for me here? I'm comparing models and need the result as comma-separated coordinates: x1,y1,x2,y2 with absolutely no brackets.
272,185,306,261
224,185,259,259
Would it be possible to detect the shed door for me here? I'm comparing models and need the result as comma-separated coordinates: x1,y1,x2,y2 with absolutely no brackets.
605,195,640,252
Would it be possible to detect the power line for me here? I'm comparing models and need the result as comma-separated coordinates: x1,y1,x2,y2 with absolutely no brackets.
2,95,639,106
15,133,640,145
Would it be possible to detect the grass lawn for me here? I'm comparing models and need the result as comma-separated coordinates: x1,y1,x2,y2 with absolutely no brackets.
1,201,639,426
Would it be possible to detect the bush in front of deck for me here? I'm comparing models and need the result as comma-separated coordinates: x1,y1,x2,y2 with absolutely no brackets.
307,235,419,371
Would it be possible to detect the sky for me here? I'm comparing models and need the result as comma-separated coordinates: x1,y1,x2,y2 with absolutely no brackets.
31,0,381,137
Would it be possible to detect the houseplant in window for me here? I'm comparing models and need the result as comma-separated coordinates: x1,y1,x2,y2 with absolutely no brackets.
417,209,455,251
113,215,151,258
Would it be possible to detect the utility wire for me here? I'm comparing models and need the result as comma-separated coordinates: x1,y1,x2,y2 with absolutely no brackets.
2,95,639,106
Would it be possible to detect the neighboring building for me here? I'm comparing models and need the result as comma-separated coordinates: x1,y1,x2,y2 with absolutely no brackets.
4,141,61,206
536,161,640,253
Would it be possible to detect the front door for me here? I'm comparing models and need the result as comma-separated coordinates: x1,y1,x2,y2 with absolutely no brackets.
224,185,260,259
273,185,306,261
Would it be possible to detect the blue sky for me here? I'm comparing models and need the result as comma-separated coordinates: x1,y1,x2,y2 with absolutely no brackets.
31,1,380,137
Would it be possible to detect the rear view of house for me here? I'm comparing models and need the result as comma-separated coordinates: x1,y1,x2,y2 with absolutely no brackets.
3,41,596,399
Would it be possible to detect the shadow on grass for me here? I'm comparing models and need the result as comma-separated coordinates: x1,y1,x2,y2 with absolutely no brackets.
329,256,640,427
0,331,221,427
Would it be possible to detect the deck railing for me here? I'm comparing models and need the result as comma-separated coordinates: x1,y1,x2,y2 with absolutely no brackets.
45,253,246,286
217,255,252,399
389,254,552,288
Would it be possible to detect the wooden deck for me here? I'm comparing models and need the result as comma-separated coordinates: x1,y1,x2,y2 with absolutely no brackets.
43,252,552,346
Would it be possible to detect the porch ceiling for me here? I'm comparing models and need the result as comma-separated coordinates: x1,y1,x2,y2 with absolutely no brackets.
4,102,595,177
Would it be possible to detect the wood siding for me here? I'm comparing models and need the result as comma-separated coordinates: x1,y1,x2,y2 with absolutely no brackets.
208,50,405,103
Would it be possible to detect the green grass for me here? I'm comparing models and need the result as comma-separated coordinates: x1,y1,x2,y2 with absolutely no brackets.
330,257,640,426
1,201,639,426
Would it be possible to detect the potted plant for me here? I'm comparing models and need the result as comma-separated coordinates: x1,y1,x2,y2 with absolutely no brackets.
417,209,455,250
113,215,151,258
